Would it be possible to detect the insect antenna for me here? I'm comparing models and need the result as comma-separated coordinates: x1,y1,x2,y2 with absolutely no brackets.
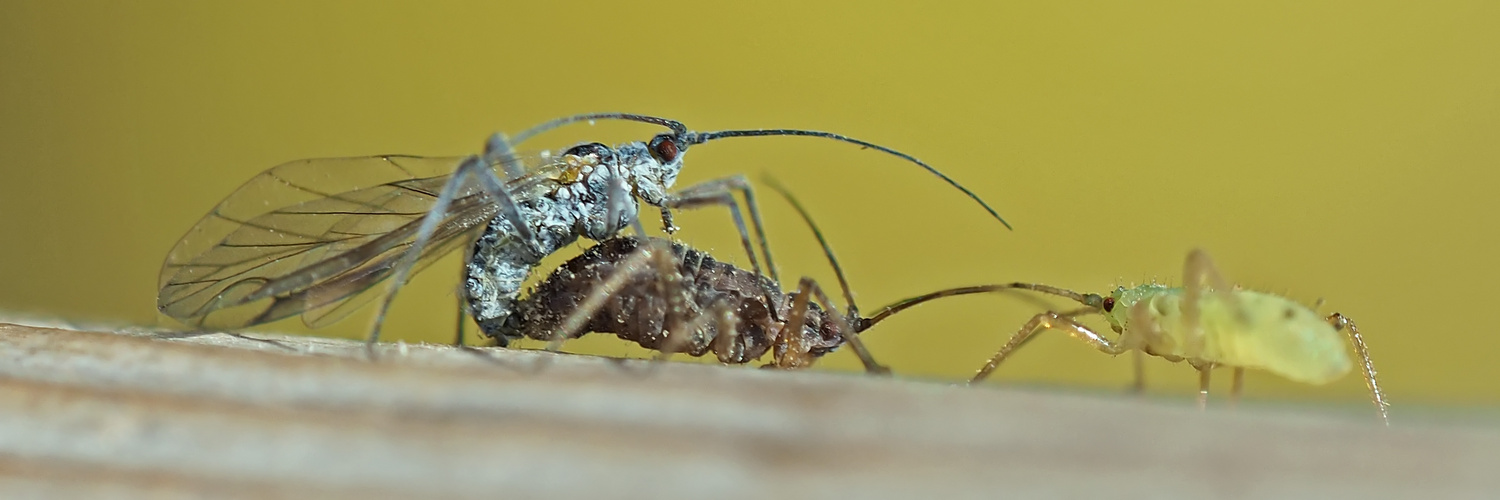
514,113,1012,230
512,112,688,143
858,283,1102,331
690,128,1012,230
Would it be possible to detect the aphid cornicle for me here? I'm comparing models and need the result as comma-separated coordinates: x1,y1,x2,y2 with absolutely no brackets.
154,113,1010,353
869,249,1390,425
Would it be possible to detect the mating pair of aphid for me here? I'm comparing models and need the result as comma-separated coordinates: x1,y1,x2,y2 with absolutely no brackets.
156,113,1386,424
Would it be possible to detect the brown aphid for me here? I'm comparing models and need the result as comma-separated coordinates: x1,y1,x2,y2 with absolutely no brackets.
494,236,879,370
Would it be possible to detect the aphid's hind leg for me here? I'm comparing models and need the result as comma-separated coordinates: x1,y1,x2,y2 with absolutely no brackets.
365,135,539,360
1229,367,1245,409
1326,313,1391,426
708,299,747,364
1126,299,1217,404
970,308,1113,384
658,296,735,364
453,288,467,346
774,278,817,369
660,175,779,285
542,238,683,353
1181,248,1248,355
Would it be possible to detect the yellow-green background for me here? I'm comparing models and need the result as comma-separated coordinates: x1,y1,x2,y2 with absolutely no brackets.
2,2,1496,414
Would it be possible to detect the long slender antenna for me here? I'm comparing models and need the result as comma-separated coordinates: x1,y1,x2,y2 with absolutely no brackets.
691,129,1012,230
859,283,1099,329
761,175,859,316
513,113,687,144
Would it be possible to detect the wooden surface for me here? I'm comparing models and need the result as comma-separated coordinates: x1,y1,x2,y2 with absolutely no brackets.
0,322,1495,499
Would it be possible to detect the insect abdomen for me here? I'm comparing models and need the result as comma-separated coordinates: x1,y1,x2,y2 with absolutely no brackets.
1145,290,1353,383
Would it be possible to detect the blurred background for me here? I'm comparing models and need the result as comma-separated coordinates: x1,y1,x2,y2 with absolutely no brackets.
1,1,1495,417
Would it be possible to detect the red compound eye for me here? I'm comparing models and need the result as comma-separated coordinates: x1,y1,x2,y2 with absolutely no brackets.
650,135,680,163
1102,297,1116,312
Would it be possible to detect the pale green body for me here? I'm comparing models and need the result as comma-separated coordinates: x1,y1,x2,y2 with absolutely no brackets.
1103,284,1353,384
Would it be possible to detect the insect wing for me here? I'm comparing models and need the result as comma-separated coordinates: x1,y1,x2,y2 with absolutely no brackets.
157,153,563,329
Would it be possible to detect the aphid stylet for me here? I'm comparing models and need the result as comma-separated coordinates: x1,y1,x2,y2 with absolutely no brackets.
866,249,1390,425
155,113,1010,354
496,177,979,372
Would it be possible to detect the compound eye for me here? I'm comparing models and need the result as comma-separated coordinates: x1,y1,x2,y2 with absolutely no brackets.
649,134,680,163
1101,297,1116,312
562,142,610,159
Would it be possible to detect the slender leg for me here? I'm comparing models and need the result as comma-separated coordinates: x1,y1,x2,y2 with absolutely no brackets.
543,238,683,352
483,132,527,179
1190,360,1215,411
1130,350,1147,395
452,287,467,346
802,278,888,375
1182,249,1250,354
1229,367,1245,410
709,299,747,364
657,298,732,363
970,309,1126,384
762,176,861,316
1125,300,1168,353
661,175,779,285
775,278,816,369
365,135,537,359
1326,313,1391,426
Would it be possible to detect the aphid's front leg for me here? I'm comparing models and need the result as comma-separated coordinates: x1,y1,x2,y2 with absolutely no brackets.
659,175,778,284
1130,350,1148,395
1326,313,1391,426
970,308,1115,384
1188,360,1216,411
797,277,889,374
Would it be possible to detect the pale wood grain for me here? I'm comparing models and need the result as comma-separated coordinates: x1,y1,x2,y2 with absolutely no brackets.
0,322,1494,499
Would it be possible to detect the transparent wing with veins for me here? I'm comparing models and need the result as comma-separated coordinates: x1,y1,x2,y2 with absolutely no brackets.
157,152,567,329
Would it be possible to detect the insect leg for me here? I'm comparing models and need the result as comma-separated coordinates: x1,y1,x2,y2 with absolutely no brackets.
483,132,527,180
1130,350,1148,395
365,149,535,359
542,242,660,352
453,287,467,346
775,278,816,369
1182,249,1249,341
1326,313,1390,426
1229,367,1245,409
763,175,861,316
802,278,889,375
709,299,746,364
660,175,779,284
970,307,1120,384
444,133,533,349
656,297,725,363
1189,360,1216,411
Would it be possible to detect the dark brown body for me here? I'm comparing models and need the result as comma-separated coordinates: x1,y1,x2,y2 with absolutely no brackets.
492,237,846,364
